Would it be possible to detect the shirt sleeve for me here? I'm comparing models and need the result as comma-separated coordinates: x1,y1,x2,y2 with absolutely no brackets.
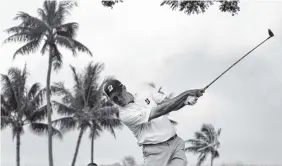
151,89,170,105
120,108,151,127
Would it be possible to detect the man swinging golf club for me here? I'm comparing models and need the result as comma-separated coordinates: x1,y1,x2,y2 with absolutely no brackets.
104,79,204,166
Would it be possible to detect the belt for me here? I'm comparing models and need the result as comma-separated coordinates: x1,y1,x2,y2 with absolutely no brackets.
142,134,178,146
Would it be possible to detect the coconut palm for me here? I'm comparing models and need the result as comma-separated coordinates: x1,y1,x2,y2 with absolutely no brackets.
185,124,221,166
0,65,62,166
51,62,122,166
89,96,121,164
4,1,92,165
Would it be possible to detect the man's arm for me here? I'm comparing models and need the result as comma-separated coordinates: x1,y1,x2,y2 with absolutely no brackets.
148,89,203,121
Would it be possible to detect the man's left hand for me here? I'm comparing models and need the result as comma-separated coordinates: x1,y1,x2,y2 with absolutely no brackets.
184,96,198,105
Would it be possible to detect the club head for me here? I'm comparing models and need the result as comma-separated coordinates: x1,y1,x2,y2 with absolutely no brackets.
268,29,274,37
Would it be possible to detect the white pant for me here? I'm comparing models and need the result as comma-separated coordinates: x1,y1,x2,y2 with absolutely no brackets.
142,136,187,166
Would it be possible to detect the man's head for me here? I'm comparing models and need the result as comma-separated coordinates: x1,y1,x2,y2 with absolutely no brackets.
104,79,134,107
87,163,98,166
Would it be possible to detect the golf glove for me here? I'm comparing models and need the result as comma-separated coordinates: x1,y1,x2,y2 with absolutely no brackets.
185,96,198,106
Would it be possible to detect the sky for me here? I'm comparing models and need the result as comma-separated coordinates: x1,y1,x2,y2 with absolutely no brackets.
1,0,282,166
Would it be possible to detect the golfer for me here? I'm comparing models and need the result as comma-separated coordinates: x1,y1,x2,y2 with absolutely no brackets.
104,79,204,166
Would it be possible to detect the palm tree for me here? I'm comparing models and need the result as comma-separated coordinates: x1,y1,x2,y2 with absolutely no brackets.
185,124,221,166
89,97,121,164
0,65,62,166
51,62,122,166
4,1,92,165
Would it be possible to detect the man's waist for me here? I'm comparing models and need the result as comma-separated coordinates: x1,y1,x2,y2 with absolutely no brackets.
142,134,178,147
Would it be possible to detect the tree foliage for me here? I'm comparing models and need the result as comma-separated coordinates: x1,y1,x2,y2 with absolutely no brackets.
102,0,240,16
185,124,221,166
4,1,92,71
1,65,62,138
51,62,122,166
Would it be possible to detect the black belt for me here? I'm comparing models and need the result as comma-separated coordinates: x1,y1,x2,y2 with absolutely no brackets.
143,134,178,146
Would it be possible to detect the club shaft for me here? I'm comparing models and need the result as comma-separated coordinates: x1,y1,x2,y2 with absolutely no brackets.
204,36,272,90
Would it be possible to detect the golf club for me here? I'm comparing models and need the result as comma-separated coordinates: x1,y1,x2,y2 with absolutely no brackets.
203,29,274,91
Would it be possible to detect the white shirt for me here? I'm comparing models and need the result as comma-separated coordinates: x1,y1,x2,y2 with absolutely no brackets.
118,88,176,146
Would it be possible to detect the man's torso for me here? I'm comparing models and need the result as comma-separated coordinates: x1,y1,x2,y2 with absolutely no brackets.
119,90,176,146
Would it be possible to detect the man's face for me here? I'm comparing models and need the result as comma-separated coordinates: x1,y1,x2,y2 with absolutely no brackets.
109,85,133,107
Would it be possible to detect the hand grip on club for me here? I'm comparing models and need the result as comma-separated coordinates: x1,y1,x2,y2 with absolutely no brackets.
203,29,274,91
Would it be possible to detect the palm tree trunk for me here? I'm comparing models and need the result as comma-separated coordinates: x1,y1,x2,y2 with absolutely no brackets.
47,50,54,166
90,135,94,163
16,132,20,166
71,129,84,166
211,155,213,166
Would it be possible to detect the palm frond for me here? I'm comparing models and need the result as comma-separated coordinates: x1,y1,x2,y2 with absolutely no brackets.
40,40,49,55
195,131,210,143
13,39,42,59
28,83,41,99
1,95,13,116
88,121,102,139
83,62,105,106
52,101,77,116
40,1,58,26
1,116,14,129
186,139,207,147
27,105,48,122
26,88,46,111
1,74,18,107
5,26,31,34
201,124,215,143
185,146,202,154
8,66,28,101
95,106,119,118
53,1,77,26
14,11,49,29
56,22,78,38
197,153,207,166
51,82,75,104
69,65,82,93
37,8,48,24
78,121,91,131
4,25,46,43
55,35,76,54
29,122,63,139
72,39,92,56
213,150,220,159
52,117,77,131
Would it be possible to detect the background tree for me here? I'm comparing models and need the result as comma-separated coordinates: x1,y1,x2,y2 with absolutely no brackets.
185,124,221,166
89,96,121,164
51,62,122,166
102,0,123,8
102,0,240,16
4,1,92,165
0,65,62,166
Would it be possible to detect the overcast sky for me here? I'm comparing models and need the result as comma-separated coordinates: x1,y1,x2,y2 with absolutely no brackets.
1,0,282,166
